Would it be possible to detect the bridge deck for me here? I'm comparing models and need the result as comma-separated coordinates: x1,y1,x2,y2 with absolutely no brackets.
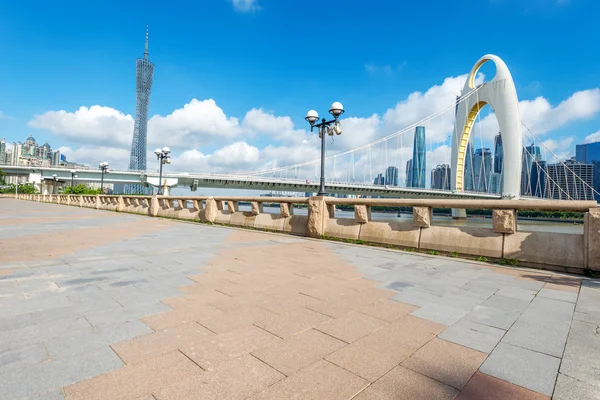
0,199,598,400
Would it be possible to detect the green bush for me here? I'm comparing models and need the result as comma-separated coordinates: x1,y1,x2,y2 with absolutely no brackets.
62,184,100,195
428,250,440,256
0,183,39,194
477,256,489,262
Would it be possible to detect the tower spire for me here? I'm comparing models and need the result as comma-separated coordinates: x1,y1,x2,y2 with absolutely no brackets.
144,25,149,60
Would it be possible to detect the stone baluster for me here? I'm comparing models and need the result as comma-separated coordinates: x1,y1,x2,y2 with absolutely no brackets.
251,201,263,215
413,206,432,228
354,205,371,223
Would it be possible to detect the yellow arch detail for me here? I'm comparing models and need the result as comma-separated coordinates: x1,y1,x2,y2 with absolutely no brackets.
455,101,487,191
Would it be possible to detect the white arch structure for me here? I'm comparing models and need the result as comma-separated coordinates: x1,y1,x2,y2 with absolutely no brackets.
451,54,522,218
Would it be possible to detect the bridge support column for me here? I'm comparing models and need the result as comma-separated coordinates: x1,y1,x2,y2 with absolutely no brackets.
452,208,467,220
585,208,600,271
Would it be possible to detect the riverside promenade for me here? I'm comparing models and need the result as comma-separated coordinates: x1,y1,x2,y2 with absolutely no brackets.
0,198,599,400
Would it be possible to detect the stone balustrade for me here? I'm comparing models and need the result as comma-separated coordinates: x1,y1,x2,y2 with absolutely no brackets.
7,193,599,274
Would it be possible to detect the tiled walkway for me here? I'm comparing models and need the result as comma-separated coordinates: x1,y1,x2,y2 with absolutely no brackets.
0,199,599,399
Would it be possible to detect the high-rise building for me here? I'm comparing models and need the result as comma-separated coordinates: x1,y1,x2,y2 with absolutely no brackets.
530,160,547,198
463,140,475,191
473,148,492,192
411,126,426,188
126,26,154,194
546,159,594,200
521,144,543,195
385,166,399,186
576,141,600,199
373,173,384,185
0,138,6,165
431,164,451,190
405,159,413,187
493,133,503,174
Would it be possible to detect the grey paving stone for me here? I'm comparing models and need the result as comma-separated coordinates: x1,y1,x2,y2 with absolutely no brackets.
463,305,523,330
461,279,504,297
501,297,574,357
480,294,532,313
0,346,122,399
0,295,71,318
553,373,600,400
449,268,492,280
16,387,65,400
496,286,537,301
438,318,506,354
0,313,33,332
505,278,545,292
44,320,152,359
538,288,578,303
381,280,415,292
84,301,170,327
560,319,600,388
480,342,561,396
0,343,49,373
391,288,443,307
410,303,468,326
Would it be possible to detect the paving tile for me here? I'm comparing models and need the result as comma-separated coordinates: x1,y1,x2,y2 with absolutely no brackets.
496,286,537,301
63,350,202,400
560,319,600,388
411,303,471,326
352,366,459,400
358,315,445,354
553,373,600,400
111,322,215,364
258,307,331,338
0,343,49,373
325,340,401,382
199,305,278,334
537,287,578,303
438,319,506,354
251,328,346,376
502,297,574,358
455,371,550,400
141,304,224,331
480,342,560,396
315,311,387,343
402,338,487,389
357,298,417,322
248,359,368,400
545,276,582,293
155,354,284,400
391,288,444,307
463,304,523,330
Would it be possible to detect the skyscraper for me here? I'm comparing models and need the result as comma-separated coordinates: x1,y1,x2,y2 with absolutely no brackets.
473,148,492,192
411,126,426,188
547,159,594,200
126,26,154,194
373,173,384,185
431,164,451,190
405,159,413,188
576,141,600,199
493,133,503,174
521,144,543,195
385,166,399,186
0,138,6,165
463,139,475,191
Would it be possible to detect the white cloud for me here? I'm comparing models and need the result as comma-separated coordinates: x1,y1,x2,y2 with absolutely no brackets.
541,136,575,161
585,130,600,144
230,0,261,13
211,142,260,168
58,145,130,170
148,99,241,148
29,106,134,148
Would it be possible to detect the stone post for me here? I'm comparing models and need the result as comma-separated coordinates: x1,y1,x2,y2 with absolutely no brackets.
216,200,225,211
79,196,84,207
584,208,600,271
66,195,71,206
150,195,159,217
204,198,218,223
413,206,432,228
280,203,293,217
95,195,100,210
251,201,263,215
327,204,336,218
117,196,125,212
492,209,516,234
227,201,239,213
355,205,371,223
307,196,330,237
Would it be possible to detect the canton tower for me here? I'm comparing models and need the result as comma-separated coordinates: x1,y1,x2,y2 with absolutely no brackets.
126,26,154,194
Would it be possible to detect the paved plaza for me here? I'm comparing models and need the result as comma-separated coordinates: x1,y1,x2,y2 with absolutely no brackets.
0,198,599,399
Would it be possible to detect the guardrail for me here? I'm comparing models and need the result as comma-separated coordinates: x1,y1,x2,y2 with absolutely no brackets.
6,193,600,274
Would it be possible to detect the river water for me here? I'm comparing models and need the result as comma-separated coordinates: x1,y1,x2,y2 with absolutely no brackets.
237,205,583,235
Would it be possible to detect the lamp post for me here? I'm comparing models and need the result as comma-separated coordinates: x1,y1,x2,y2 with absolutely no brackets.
70,170,77,188
99,162,109,194
154,147,172,195
305,102,345,196
52,174,58,194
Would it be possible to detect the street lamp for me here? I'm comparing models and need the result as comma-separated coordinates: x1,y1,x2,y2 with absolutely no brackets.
70,170,77,187
305,102,345,196
99,162,109,194
154,147,172,195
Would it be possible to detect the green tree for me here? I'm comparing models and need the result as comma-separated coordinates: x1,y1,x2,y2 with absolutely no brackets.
0,168,5,185
62,184,100,195
0,183,39,194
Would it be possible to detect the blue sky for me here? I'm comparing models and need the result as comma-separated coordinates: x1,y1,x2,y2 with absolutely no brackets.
0,0,599,179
